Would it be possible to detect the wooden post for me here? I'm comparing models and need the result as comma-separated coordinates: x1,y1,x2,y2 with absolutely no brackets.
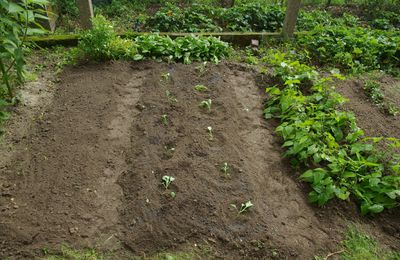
282,0,301,40
76,0,94,29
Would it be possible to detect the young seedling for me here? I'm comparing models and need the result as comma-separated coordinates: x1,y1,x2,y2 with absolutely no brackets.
161,114,168,125
161,175,175,190
230,200,253,214
164,145,175,158
166,90,177,103
170,191,176,198
199,99,212,111
195,61,208,75
207,126,213,140
194,84,208,92
220,162,230,177
160,72,170,83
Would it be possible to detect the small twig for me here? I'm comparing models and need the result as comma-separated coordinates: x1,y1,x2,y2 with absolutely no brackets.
324,249,345,260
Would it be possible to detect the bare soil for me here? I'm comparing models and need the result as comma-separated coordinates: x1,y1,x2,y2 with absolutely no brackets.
0,61,399,259
336,75,400,139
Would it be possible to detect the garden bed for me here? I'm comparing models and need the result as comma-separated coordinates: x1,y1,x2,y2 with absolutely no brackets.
0,60,399,258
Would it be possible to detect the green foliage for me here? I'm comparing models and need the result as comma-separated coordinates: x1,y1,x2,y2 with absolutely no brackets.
79,15,140,60
297,25,400,74
144,3,285,32
263,52,400,214
78,15,229,63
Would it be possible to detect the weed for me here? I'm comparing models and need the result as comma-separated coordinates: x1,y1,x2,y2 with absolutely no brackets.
207,126,213,140
161,114,169,125
230,200,253,214
220,162,230,177
162,175,175,190
194,84,208,92
199,99,212,111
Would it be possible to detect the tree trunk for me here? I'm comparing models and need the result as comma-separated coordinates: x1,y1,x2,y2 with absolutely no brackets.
76,0,94,29
282,0,301,40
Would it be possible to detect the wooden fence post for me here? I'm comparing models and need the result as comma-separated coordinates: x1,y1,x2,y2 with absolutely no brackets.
282,0,301,40
76,0,94,29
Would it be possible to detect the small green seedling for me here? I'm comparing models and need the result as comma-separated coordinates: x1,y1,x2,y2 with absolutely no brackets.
195,61,208,75
170,191,176,198
230,200,253,214
166,90,177,103
207,126,213,140
200,99,212,111
160,72,170,82
194,84,208,92
162,175,175,189
161,114,168,125
164,145,175,158
221,162,230,177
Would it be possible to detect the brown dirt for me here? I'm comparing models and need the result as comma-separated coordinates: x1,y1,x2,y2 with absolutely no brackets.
336,75,400,139
0,61,399,259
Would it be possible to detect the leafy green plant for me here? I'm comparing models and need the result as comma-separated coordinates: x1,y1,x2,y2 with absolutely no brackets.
220,162,230,177
230,200,253,214
199,99,212,111
263,52,400,215
207,126,213,140
1,0,48,100
78,16,230,64
161,175,175,190
194,84,208,92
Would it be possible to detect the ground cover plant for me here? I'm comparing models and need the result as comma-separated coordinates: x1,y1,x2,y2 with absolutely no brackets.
263,51,400,214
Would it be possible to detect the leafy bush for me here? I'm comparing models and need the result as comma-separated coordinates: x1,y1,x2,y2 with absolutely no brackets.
78,15,230,63
296,25,400,73
221,3,285,32
263,51,400,215
145,3,221,32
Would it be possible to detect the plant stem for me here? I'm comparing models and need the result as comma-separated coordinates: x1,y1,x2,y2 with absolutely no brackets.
0,59,13,98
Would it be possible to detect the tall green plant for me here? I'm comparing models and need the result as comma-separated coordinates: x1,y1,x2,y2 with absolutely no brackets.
0,0,47,100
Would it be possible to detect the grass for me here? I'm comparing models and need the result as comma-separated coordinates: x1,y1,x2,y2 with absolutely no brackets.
316,225,400,260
